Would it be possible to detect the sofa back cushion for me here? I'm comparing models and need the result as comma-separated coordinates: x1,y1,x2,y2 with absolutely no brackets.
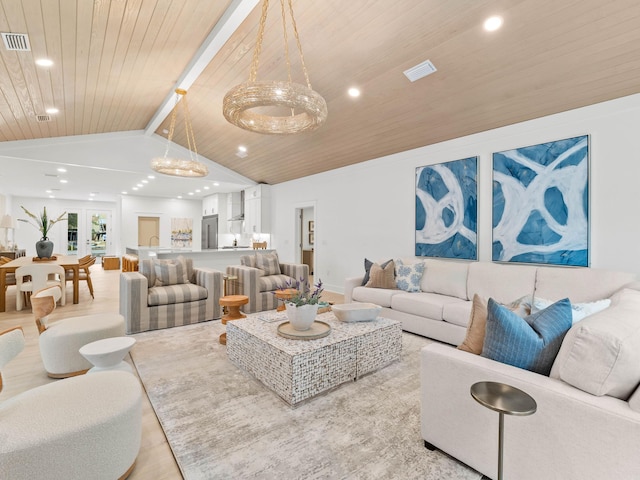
550,288,640,400
468,262,537,304
534,266,636,303
420,259,469,299
140,257,195,287
256,252,281,275
240,255,257,268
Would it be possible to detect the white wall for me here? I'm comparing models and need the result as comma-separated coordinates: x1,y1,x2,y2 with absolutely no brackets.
271,93,640,293
120,195,203,250
12,197,116,256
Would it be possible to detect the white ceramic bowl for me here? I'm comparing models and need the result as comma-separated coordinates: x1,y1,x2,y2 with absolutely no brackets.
332,303,382,322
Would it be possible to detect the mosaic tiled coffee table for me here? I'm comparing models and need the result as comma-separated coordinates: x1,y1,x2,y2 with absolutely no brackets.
226,310,402,406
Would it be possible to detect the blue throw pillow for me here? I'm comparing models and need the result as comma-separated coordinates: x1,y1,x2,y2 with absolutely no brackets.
481,297,572,375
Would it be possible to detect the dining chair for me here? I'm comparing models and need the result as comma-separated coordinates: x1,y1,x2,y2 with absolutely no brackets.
0,257,16,292
66,255,96,298
15,264,65,311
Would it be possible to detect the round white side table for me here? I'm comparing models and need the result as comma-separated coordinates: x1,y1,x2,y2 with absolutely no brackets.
79,336,136,374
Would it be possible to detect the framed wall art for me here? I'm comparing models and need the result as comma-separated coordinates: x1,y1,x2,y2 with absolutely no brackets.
415,156,478,260
492,135,589,266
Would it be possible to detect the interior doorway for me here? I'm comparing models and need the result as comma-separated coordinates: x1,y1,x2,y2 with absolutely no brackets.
296,206,315,279
138,216,160,246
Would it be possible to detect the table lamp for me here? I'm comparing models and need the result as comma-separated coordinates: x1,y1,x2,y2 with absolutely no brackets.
0,214,17,249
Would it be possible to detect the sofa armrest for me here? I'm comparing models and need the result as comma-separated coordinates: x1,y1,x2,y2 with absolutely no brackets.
344,276,364,303
119,272,150,334
194,267,223,320
280,262,309,284
420,343,640,480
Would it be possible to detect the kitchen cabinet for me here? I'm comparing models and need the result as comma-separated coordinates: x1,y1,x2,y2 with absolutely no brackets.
202,195,219,216
243,184,271,234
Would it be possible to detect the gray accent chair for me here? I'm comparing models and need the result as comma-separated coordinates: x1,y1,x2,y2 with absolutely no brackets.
120,258,223,334
226,254,309,313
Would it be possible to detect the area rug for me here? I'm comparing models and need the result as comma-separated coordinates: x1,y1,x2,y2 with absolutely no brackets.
130,320,482,480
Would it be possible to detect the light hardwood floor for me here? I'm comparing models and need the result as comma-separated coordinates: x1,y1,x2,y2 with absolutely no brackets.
0,264,344,479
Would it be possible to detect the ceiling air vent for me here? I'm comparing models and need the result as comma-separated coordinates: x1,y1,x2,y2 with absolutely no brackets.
236,151,248,158
36,114,52,122
403,59,437,82
1,33,30,51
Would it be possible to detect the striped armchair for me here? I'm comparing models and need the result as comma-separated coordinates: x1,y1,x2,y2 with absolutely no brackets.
119,258,223,334
226,254,309,313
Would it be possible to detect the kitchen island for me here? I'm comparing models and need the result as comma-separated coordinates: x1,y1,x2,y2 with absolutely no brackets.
125,247,274,272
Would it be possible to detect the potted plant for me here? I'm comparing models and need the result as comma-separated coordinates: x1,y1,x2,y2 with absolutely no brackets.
282,278,324,331
18,206,67,258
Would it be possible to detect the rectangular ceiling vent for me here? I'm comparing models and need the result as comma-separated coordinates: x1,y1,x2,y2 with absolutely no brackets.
36,114,52,122
44,173,58,178
1,33,30,51
403,59,437,82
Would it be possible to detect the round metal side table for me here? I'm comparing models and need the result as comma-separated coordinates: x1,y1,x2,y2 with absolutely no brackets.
470,381,537,480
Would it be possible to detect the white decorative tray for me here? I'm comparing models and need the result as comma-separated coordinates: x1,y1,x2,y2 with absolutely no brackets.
332,303,382,322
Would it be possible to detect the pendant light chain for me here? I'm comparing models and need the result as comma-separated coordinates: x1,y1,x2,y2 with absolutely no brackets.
287,0,312,89
249,0,270,83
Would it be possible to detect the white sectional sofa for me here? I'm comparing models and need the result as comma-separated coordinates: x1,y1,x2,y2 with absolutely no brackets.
347,258,640,479
344,258,635,346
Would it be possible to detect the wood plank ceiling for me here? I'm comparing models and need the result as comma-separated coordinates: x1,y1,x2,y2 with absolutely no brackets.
2,0,640,186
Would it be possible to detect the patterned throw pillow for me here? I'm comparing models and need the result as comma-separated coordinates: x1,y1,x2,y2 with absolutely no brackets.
395,259,425,292
481,297,572,375
532,297,611,324
154,259,188,287
256,253,281,275
365,261,396,289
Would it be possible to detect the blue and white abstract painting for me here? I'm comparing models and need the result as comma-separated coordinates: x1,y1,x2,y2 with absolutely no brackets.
492,135,589,266
415,157,477,260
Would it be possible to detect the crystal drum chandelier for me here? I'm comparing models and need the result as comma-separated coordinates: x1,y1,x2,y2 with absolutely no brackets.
151,88,209,177
223,0,327,135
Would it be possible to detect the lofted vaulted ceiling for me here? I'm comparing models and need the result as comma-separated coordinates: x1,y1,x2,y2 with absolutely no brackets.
1,0,640,199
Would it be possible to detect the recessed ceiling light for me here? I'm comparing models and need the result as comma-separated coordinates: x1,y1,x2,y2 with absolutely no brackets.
136,183,143,187
45,189,52,193
348,87,360,97
195,189,201,193
57,167,66,172
204,186,210,190
88,197,94,201
49,195,55,199
188,192,194,196
238,145,247,153
132,187,138,191
147,175,155,179
45,107,59,114
141,179,148,184
36,58,54,67
484,15,503,32
59,179,67,184
213,182,220,186
177,195,182,199
89,193,96,196
121,191,128,195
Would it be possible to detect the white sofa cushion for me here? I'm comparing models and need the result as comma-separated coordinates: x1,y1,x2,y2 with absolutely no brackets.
467,262,536,304
551,288,640,399
352,286,401,308
391,292,466,321
535,266,636,303
420,259,469,299
442,300,473,327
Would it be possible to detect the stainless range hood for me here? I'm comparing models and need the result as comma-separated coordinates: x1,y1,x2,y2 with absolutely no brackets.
228,190,244,221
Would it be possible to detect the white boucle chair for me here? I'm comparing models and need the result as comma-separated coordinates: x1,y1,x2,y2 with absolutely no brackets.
15,263,65,311
32,286,126,378
0,327,142,480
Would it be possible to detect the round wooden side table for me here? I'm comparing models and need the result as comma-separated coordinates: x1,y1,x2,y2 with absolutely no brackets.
274,288,298,312
470,381,537,480
219,294,249,345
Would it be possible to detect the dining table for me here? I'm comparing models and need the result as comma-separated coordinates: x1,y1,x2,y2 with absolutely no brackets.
0,255,80,312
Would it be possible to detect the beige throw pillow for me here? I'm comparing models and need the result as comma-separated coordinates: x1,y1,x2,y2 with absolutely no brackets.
365,261,396,289
458,294,488,354
457,294,532,354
